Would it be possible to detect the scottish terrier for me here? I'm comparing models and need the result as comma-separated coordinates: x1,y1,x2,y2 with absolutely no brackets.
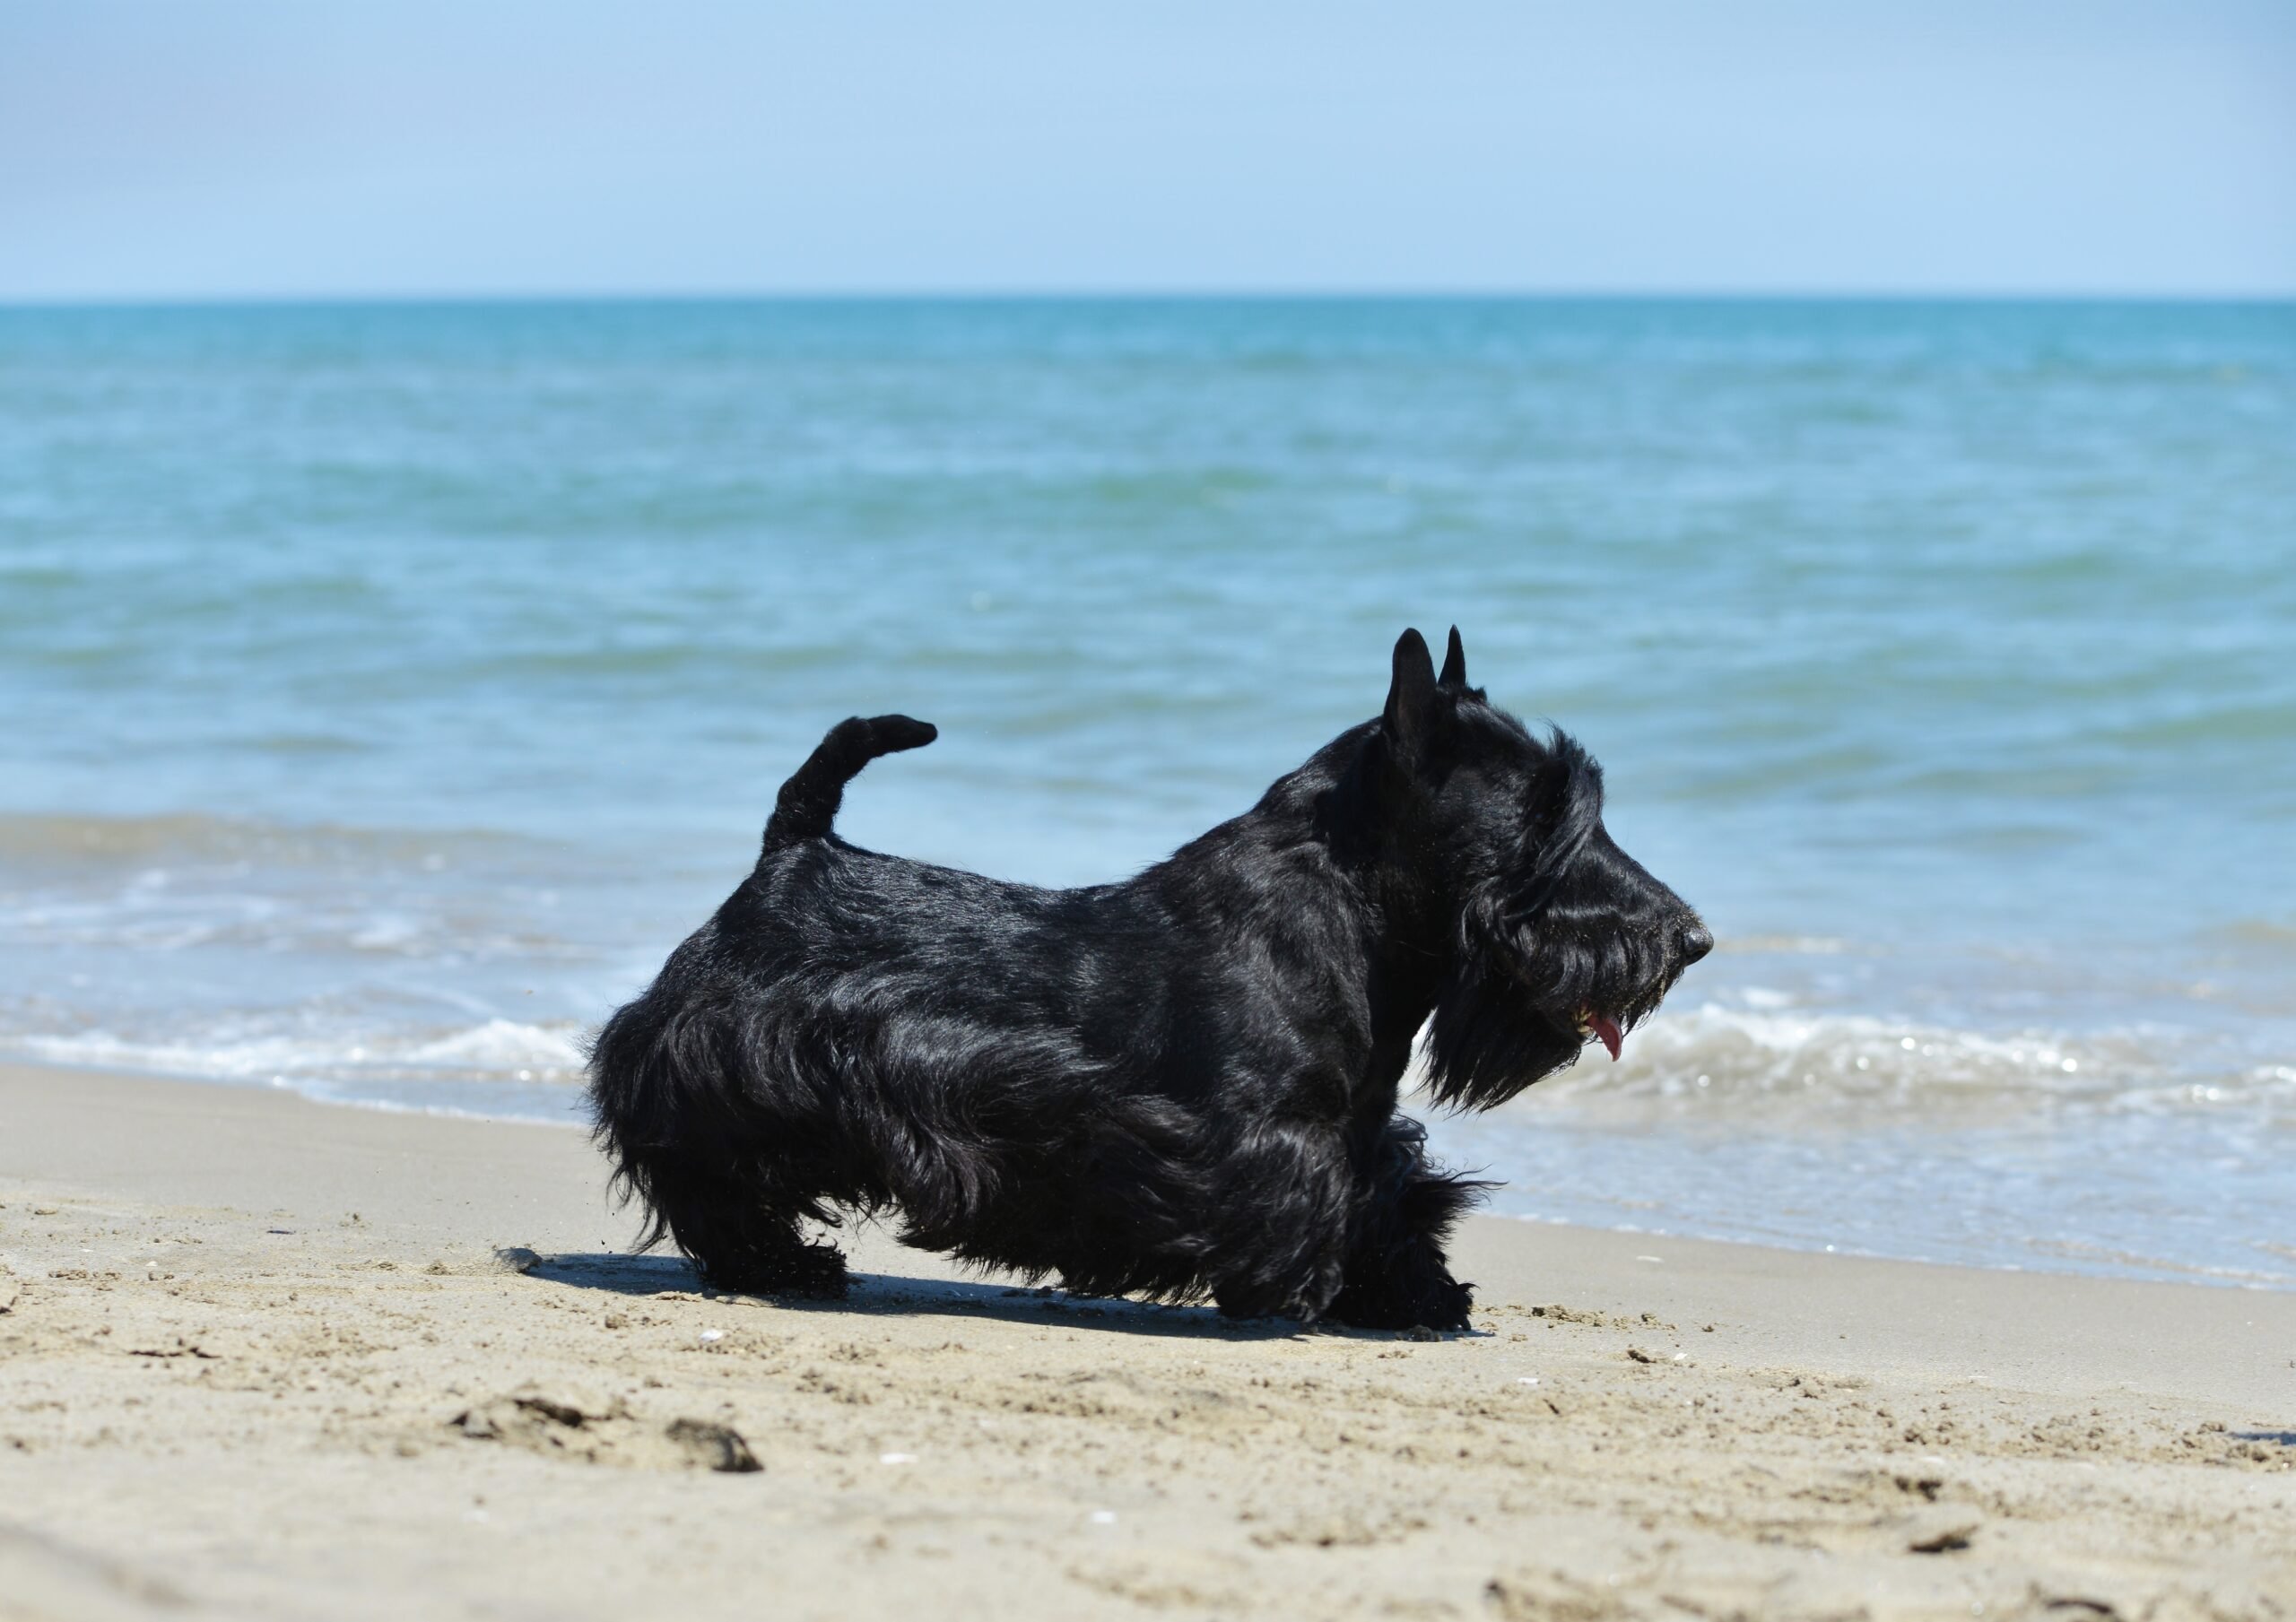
589,629,1709,1331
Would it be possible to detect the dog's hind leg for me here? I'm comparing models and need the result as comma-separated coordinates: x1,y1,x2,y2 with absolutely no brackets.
1324,1116,1484,1331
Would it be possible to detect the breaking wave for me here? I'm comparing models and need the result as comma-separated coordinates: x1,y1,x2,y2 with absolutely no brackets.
1412,1000,2295,1130
13,1017,588,1091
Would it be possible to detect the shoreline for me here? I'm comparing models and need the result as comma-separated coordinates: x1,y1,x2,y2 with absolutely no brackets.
4,1061,2292,1619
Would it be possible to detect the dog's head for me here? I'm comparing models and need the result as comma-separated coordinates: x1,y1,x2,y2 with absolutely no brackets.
1366,627,1711,1110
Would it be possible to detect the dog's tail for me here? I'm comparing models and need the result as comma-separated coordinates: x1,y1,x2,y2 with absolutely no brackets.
761,714,937,853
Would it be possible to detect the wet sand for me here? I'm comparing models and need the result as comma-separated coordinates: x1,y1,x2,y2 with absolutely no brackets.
2,1063,2290,1621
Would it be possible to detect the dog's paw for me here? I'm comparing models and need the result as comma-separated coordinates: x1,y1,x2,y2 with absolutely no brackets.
1324,1273,1474,1333
701,1242,849,1302
1417,1278,1474,1333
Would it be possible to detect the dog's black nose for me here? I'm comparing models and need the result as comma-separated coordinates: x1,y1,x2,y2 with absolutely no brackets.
1676,922,1714,966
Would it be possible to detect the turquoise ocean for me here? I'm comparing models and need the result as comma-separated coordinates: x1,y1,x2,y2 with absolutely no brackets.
2,299,2291,1287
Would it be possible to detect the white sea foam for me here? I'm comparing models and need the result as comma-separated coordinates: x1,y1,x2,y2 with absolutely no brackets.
404,1018,587,1072
348,915,424,952
1408,998,2292,1129
15,1030,335,1084
15,1018,590,1089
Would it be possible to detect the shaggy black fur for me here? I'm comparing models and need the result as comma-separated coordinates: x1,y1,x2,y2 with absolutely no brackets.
589,629,1710,1330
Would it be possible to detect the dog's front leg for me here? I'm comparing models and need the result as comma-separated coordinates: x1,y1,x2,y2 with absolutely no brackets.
1205,1119,1361,1324
1323,1115,1483,1331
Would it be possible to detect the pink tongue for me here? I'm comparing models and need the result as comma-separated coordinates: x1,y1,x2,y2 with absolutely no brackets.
1590,1015,1623,1062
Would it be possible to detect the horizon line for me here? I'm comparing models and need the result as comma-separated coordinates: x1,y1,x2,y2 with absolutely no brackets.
4,287,2295,313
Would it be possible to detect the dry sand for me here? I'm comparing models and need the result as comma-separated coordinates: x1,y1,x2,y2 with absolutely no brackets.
2,1062,2290,1621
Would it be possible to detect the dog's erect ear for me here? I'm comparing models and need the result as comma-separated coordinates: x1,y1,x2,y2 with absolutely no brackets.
1438,626,1467,690
1384,628,1438,757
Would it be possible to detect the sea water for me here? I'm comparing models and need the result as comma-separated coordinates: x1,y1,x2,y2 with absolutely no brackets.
2,298,2290,1287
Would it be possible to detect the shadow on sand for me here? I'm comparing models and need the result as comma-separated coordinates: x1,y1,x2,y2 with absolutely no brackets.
520,1249,1433,1342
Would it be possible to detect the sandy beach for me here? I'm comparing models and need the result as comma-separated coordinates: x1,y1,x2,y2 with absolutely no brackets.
1,1062,2289,1622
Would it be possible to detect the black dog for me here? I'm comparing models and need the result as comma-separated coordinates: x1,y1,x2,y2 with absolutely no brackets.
589,629,1709,1330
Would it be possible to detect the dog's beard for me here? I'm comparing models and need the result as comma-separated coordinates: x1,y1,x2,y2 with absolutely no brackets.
1423,958,1582,1112
1422,902,1683,1113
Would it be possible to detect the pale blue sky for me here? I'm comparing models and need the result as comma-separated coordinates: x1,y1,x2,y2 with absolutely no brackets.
4,0,2292,300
